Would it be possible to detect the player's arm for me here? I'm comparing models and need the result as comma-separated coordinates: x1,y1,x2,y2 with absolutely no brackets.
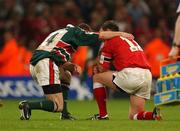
67,26,101,46
92,56,106,74
71,26,134,46
173,15,180,47
98,52,112,71
99,31,134,40
94,39,114,74
169,15,180,58
92,49,112,74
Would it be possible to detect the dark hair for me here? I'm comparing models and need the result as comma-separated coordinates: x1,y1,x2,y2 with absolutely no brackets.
78,23,92,32
101,20,119,31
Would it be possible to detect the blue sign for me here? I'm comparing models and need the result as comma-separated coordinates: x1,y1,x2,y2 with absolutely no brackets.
161,62,180,76
0,76,93,100
154,89,180,105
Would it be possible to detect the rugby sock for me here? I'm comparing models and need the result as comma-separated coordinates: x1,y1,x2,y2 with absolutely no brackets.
133,111,154,120
61,85,69,114
93,82,107,118
28,100,55,112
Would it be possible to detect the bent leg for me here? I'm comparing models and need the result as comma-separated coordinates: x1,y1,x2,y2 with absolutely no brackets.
129,95,145,120
129,95,156,120
19,59,64,120
93,71,117,90
45,92,64,112
26,84,64,112
93,71,117,118
19,89,63,120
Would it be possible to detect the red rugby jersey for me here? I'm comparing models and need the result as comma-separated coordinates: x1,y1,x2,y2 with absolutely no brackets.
99,36,151,71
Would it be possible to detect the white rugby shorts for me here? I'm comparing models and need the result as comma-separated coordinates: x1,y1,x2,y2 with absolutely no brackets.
30,58,60,86
113,68,152,99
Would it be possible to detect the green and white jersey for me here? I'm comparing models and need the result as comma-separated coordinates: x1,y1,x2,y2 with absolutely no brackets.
30,24,101,66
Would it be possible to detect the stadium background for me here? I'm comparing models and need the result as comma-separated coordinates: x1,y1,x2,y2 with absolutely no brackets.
0,0,179,100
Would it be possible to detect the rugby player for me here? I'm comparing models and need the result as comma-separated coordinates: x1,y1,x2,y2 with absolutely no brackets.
88,20,162,120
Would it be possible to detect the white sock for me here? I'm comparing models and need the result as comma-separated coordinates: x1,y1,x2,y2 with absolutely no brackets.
93,82,104,89
133,114,138,120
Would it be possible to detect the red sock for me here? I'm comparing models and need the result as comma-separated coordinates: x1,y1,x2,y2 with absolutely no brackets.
135,111,154,120
93,87,107,117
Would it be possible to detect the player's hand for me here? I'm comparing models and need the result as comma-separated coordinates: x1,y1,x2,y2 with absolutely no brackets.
168,46,179,59
62,62,82,75
74,64,82,76
93,65,99,74
62,62,76,73
120,32,134,40
93,64,105,74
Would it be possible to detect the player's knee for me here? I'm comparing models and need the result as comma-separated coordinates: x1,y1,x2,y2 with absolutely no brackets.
93,74,101,82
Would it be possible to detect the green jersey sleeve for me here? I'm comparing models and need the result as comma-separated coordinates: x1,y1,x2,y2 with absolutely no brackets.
63,26,102,47
73,27,102,46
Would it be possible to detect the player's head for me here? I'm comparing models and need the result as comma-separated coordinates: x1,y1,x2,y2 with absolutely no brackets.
78,23,92,32
100,20,119,31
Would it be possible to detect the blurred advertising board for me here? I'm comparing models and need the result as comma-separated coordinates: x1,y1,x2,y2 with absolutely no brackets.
0,76,93,100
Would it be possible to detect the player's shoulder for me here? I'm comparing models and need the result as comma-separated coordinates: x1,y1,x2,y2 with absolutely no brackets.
106,36,121,43
66,24,83,31
64,24,79,35
65,24,77,31
103,36,121,48
66,24,84,34
66,24,75,28
108,36,125,46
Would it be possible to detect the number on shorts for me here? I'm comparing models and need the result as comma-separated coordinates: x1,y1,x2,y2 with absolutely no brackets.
121,37,143,52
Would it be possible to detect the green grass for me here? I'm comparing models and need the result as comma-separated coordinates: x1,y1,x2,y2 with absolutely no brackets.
0,99,180,131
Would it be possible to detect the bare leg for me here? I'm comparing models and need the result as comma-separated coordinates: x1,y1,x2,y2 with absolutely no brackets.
92,71,117,119
93,71,117,90
45,92,64,112
129,95,145,120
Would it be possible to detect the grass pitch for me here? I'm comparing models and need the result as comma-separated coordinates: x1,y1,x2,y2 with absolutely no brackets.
0,99,180,131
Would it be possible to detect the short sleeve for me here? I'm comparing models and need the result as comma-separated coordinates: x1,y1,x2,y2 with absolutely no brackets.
99,41,113,70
